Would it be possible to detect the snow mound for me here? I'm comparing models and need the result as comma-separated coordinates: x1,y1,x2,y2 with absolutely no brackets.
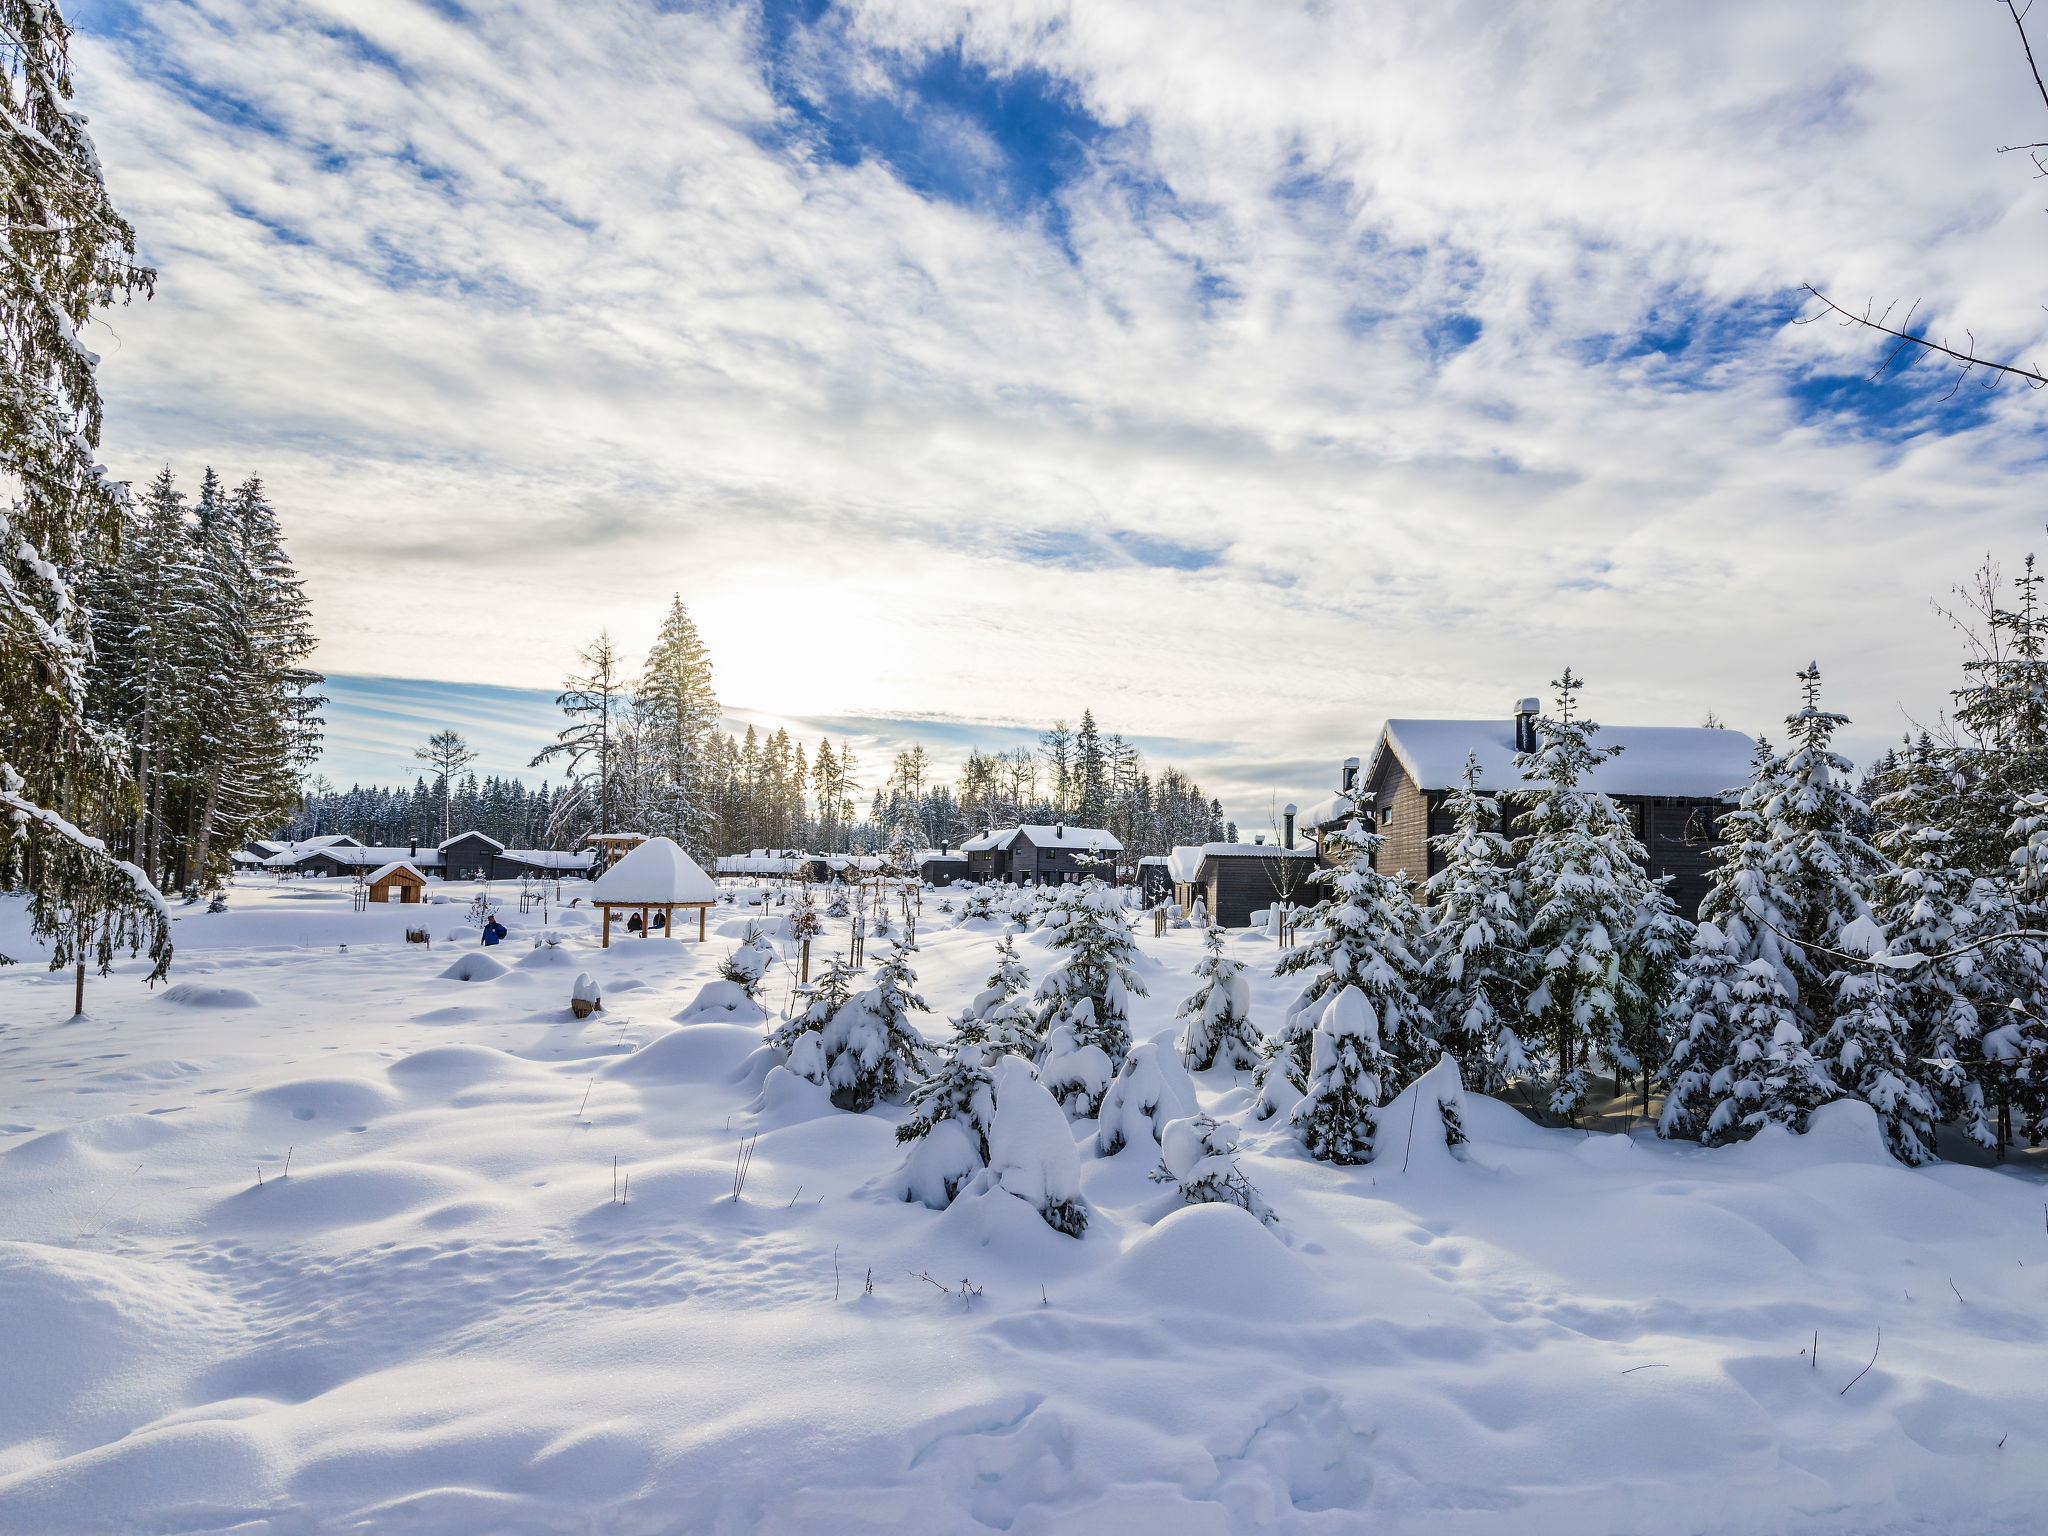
210,1160,481,1231
1724,1096,1893,1170
5,1112,184,1171
716,915,791,940
438,953,508,983
0,1241,236,1454
247,1077,397,1127
515,944,581,969
386,1044,533,1090
753,1063,835,1126
158,983,259,1009
605,1024,764,1084
1375,1055,1472,1172
675,979,768,1025
1117,1202,1321,1313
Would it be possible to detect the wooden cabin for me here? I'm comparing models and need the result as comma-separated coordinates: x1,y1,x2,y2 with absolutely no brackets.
1299,702,1756,920
962,824,1122,885
365,860,426,904
915,850,970,885
1167,842,1318,927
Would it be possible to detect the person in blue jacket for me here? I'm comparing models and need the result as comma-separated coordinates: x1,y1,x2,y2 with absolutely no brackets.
481,915,507,946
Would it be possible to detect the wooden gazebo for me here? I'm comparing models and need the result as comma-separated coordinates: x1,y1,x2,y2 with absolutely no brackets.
584,831,649,875
588,836,718,947
365,860,427,904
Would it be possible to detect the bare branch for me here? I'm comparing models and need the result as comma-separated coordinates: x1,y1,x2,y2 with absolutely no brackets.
2005,0,2048,118
1799,285,2048,389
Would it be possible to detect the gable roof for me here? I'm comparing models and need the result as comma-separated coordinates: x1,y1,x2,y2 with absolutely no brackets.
439,830,505,851
365,860,426,884
1166,842,1314,882
965,824,1122,853
1367,718,1758,803
589,836,718,905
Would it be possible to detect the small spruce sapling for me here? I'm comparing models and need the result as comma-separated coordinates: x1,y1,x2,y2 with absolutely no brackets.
1178,925,1259,1071
719,926,776,1002
1422,754,1530,1093
1151,1114,1275,1223
770,957,858,1085
1096,1039,1199,1155
1034,881,1149,1117
822,937,931,1112
988,1056,1089,1237
1291,985,1397,1166
894,1025,999,1207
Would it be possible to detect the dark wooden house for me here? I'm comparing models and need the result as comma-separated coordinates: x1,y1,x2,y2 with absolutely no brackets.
1167,842,1319,927
963,824,1123,885
438,831,503,881
916,851,971,885
1136,856,1173,907
1299,702,1755,920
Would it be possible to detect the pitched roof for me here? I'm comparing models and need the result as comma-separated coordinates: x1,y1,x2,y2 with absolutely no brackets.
964,824,1123,853
1165,842,1313,882
365,860,426,884
588,836,719,905
439,830,505,851
266,845,445,869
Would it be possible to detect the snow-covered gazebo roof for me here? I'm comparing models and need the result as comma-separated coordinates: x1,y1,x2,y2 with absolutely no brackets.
588,837,718,906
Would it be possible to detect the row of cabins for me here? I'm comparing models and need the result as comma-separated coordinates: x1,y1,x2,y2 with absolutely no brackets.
238,831,596,883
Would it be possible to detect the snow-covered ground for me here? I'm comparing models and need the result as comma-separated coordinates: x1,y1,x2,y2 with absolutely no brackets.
2,878,2045,1534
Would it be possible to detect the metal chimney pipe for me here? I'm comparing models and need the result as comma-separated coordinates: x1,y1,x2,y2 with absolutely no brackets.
1283,803,1297,850
1341,757,1360,793
1513,697,1541,753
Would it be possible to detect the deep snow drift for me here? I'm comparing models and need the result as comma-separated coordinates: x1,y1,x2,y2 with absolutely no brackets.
2,879,2046,1534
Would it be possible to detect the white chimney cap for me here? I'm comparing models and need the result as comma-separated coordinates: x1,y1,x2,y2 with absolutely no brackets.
1283,803,1298,816
1342,756,1360,769
1515,697,1540,715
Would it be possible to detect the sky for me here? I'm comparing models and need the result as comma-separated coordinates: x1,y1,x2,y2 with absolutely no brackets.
65,0,2048,821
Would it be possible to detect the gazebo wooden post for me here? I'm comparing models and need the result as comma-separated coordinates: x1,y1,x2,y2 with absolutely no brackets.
602,906,612,948
666,903,676,939
640,904,649,939
698,905,706,941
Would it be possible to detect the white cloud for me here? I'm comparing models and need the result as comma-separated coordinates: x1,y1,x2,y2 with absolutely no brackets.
69,0,2048,814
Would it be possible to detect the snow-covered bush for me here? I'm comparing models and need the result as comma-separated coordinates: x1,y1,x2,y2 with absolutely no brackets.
789,887,824,944
894,1037,999,1208
1422,754,1530,1093
719,926,777,1003
1151,1114,1274,1223
1177,926,1258,1071
958,885,1004,924
1291,985,1398,1165
963,934,1038,1057
769,958,858,1084
1096,1040,1200,1155
987,1056,1088,1237
824,885,850,919
1033,881,1148,1115
822,939,931,1112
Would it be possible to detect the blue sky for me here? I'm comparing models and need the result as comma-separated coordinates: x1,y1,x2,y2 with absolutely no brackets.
63,0,2048,817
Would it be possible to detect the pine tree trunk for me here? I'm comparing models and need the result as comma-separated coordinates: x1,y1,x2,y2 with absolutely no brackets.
191,764,225,892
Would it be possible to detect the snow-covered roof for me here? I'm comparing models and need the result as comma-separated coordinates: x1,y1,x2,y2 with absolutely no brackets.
584,830,649,843
365,860,425,884
1296,720,1760,828
717,853,812,874
589,837,719,905
825,854,885,871
1136,856,1169,867
1166,843,1313,882
916,849,968,866
964,825,1123,853
266,845,445,870
500,848,592,870
439,830,505,851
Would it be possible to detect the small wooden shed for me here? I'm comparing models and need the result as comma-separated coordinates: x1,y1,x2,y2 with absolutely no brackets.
589,837,719,947
366,860,427,905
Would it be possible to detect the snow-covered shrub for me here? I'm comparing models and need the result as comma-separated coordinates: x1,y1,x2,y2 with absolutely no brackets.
894,1037,998,1208
987,1056,1088,1237
963,935,1038,1057
206,891,227,914
1422,754,1530,1093
719,927,777,1002
769,958,858,1085
825,885,850,920
789,888,823,944
1178,926,1259,1071
869,902,893,938
1152,1114,1274,1223
821,939,931,1112
1033,881,1148,1115
1096,1040,1200,1155
958,885,1003,925
1291,985,1397,1165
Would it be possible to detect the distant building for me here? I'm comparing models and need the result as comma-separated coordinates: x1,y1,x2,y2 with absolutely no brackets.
1166,842,1317,927
915,849,970,885
1299,701,1756,920
962,824,1122,885
255,831,592,882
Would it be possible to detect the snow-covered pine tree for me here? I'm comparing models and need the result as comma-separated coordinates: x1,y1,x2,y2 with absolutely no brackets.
769,956,857,1084
825,885,850,919
1096,1039,1198,1155
1151,1114,1275,1223
1659,920,1835,1144
1177,925,1260,1071
0,0,168,996
894,1034,998,1207
1865,735,2032,1152
718,927,777,1002
1513,669,1676,1122
1272,802,1432,1095
637,594,719,854
1034,880,1148,1116
820,937,931,1112
1422,753,1530,1093
1290,985,1397,1165
987,1055,1088,1236
964,934,1038,1057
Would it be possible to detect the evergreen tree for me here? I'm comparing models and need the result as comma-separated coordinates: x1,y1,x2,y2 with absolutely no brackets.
414,729,479,844
1291,985,1397,1165
637,595,719,854
1034,880,1148,1115
894,1033,999,1206
1177,925,1260,1071
770,957,858,1084
1273,804,1433,1093
1422,754,1531,1093
0,0,167,994
821,938,931,1112
1150,1114,1275,1223
533,632,627,837
1514,669,1676,1121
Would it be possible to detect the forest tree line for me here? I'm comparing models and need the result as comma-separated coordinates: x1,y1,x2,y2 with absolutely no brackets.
286,601,1228,862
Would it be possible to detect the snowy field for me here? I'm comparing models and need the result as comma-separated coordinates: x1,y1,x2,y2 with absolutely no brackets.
2,878,2046,1535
